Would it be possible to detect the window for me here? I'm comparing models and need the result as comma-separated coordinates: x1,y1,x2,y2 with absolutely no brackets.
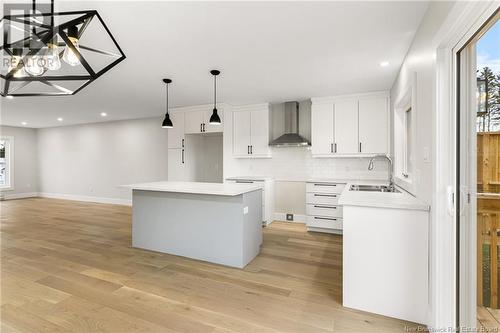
394,72,417,193
403,107,412,179
0,137,13,189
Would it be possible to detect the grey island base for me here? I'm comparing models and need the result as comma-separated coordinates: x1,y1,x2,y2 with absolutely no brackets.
123,182,263,268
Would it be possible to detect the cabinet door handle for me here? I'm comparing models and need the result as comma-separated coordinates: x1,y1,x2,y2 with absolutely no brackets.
200,124,203,132
181,149,184,164
314,205,337,209
314,194,337,197
331,143,333,153
248,146,250,154
314,217,337,221
181,139,184,148
334,143,337,153
313,183,337,187
203,123,206,132
359,142,362,153
236,180,254,184
250,145,253,154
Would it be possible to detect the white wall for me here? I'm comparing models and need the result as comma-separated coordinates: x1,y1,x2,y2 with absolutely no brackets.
390,1,456,205
37,117,168,204
390,1,459,329
0,126,39,198
185,134,223,183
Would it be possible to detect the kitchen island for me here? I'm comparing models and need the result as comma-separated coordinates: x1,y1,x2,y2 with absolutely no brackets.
122,182,263,268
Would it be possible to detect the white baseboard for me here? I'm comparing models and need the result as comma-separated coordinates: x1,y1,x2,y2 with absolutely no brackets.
1,192,38,200
38,192,132,206
273,212,306,223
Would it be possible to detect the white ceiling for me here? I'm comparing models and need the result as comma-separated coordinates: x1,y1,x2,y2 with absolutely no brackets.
0,1,429,128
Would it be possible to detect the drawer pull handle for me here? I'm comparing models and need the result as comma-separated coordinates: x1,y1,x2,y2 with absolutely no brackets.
313,183,337,187
235,180,253,184
314,217,337,221
314,205,337,209
313,194,337,197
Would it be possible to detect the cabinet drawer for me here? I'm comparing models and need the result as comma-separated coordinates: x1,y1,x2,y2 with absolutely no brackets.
306,216,343,230
306,204,343,218
306,182,345,194
306,193,339,205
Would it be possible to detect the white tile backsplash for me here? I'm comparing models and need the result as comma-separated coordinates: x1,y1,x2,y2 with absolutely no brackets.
225,147,389,181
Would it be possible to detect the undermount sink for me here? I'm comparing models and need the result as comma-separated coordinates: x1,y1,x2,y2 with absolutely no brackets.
349,184,400,193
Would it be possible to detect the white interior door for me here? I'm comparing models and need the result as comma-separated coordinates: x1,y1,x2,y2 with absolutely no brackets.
359,97,388,154
167,112,185,149
233,111,251,156
185,110,204,134
250,109,270,156
311,103,335,155
334,99,359,154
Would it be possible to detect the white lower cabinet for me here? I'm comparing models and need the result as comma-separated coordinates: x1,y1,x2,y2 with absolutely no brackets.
305,181,345,234
225,177,274,226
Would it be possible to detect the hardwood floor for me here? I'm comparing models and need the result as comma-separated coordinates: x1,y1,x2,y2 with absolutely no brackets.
1,197,425,332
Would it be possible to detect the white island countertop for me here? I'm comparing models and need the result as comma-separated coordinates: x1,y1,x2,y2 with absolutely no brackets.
122,181,263,196
338,181,430,211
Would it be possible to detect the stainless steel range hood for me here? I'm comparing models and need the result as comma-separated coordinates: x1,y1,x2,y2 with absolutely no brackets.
269,101,311,147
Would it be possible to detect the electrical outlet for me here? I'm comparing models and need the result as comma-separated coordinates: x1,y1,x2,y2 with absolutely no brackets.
286,213,294,221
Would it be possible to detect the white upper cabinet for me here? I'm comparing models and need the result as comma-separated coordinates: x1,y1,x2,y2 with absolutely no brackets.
358,97,388,154
184,107,223,134
233,110,251,156
185,110,205,134
311,103,335,155
167,112,185,149
249,108,269,156
232,104,271,158
311,92,389,157
334,99,359,154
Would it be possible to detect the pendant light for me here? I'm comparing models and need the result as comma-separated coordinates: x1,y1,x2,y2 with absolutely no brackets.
209,70,221,125
162,79,173,128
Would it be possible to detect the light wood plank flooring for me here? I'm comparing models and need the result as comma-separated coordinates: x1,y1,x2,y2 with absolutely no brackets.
478,306,500,331
1,197,426,332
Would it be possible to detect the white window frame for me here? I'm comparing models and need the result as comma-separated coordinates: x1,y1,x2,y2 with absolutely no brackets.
0,136,14,191
394,72,417,194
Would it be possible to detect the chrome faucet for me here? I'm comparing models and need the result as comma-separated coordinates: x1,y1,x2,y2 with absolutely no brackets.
368,154,394,189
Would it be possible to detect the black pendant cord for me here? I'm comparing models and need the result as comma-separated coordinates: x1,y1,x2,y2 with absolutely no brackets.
166,82,169,115
213,74,217,110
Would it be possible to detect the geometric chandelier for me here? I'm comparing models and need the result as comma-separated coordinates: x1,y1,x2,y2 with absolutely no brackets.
0,0,125,97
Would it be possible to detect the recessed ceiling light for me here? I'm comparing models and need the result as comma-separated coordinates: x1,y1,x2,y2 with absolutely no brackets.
6,95,13,99
57,117,63,122
380,61,390,67
21,121,27,126
100,112,107,117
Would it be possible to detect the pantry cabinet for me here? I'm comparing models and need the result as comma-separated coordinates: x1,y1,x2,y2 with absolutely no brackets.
167,112,185,149
232,104,271,158
311,92,389,157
